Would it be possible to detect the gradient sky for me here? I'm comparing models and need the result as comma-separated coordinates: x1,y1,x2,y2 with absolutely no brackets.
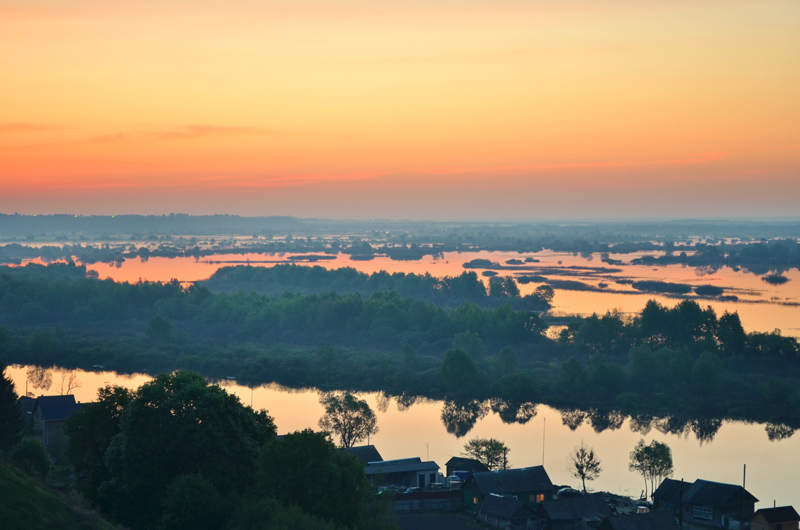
1,0,798,219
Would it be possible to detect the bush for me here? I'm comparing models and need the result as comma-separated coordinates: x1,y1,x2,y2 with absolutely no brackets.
10,437,51,479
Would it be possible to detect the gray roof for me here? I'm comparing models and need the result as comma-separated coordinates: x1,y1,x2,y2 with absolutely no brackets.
34,395,79,422
470,466,555,495
654,478,686,504
683,480,758,507
364,458,439,476
480,495,536,521
446,456,489,473
539,495,612,521
600,512,680,530
753,507,800,524
345,445,383,464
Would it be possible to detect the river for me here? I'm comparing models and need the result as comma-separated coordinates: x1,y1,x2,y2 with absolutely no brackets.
8,365,799,508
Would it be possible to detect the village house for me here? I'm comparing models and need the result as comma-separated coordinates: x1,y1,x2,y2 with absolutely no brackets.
535,495,612,530
478,494,538,530
446,456,489,477
463,466,557,509
364,457,441,489
751,507,800,530
654,478,758,529
31,394,82,448
344,444,383,465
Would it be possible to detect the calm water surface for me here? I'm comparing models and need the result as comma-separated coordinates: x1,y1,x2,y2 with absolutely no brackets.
72,250,800,336
9,365,799,508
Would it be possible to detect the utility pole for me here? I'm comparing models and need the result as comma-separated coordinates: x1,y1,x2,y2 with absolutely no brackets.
679,478,684,530
542,417,546,465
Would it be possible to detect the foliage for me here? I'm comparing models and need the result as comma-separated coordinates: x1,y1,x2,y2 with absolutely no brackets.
318,392,379,448
256,429,372,528
161,473,227,530
567,441,602,493
462,437,510,470
441,349,487,396
629,439,674,499
226,497,340,530
98,371,276,529
10,437,51,479
0,362,24,453
65,385,133,510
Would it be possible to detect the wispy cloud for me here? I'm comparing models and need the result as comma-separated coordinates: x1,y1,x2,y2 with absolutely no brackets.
0,122,62,134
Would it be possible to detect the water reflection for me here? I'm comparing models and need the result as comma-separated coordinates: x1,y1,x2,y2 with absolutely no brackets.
588,409,625,433
489,398,537,425
560,408,588,430
765,423,796,441
395,393,418,412
629,413,654,436
441,399,488,437
689,418,723,444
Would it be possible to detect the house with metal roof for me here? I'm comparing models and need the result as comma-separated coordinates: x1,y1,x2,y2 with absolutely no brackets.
598,511,680,530
32,395,82,447
751,506,800,530
344,445,383,465
536,495,612,530
478,494,537,530
654,478,758,529
364,457,441,489
463,466,557,510
446,456,489,477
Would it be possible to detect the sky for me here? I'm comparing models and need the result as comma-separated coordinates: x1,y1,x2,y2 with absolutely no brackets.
1,0,798,220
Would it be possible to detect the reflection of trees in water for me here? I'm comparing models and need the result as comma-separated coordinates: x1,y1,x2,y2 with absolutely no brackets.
629,414,654,436
765,423,796,441
26,366,53,395
654,417,689,437
560,409,587,431
588,409,624,433
489,399,537,425
375,392,390,413
690,418,722,444
396,393,417,412
441,400,488,438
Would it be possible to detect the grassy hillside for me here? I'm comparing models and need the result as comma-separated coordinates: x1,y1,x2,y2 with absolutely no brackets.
0,461,118,530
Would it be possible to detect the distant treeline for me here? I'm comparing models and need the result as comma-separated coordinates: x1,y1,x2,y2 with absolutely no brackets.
201,264,552,311
1,263,799,427
0,263,547,352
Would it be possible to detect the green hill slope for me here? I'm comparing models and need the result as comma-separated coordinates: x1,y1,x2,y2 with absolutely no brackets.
0,461,118,530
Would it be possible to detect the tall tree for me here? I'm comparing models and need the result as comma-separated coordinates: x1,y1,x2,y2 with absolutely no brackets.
462,437,510,470
629,439,674,499
568,441,602,493
318,392,379,448
101,371,276,529
0,363,24,453
257,429,372,528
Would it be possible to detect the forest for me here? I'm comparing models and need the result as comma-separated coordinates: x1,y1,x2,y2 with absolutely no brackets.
1,262,799,429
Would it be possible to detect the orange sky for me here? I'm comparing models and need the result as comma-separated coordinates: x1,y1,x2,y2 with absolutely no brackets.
1,0,799,219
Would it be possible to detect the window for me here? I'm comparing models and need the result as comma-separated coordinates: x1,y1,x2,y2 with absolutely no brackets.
473,497,479,505
694,506,713,520
537,494,545,503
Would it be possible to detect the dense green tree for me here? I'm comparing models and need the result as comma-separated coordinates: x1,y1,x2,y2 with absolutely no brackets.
227,498,340,530
452,331,487,359
65,385,133,509
498,346,520,375
629,439,673,499
102,371,276,529
441,349,486,395
318,392,379,448
718,311,747,355
10,437,51,479
463,437,510,470
161,473,227,530
0,363,24,453
257,429,371,528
